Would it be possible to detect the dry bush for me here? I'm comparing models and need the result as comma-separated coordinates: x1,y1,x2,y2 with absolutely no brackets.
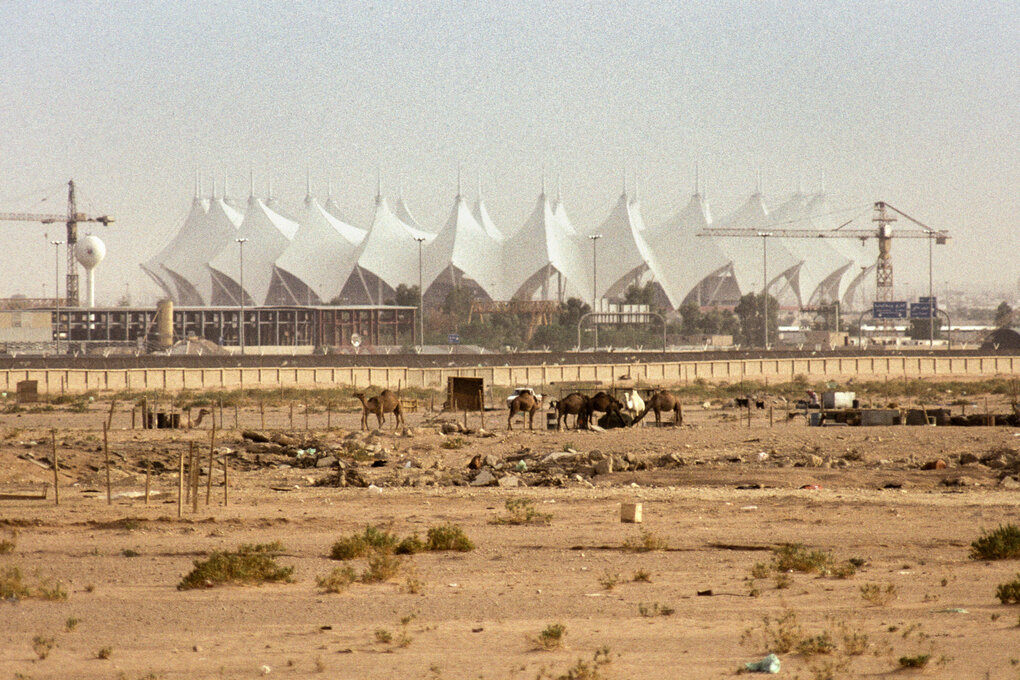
425,524,474,552
178,543,294,590
32,635,54,660
492,498,552,526
536,623,567,650
996,574,1020,604
360,553,402,583
316,566,357,594
970,524,1020,560
622,530,668,552
0,565,30,600
329,526,398,560
598,572,620,591
632,570,651,583
859,582,898,607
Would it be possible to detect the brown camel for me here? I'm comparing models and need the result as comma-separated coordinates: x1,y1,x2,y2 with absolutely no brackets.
630,390,683,427
584,391,623,428
507,391,541,431
550,392,589,430
354,390,404,431
191,408,211,429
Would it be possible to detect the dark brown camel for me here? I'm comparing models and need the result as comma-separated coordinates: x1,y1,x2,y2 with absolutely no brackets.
191,408,211,429
354,390,404,431
630,390,683,427
550,392,589,430
507,391,541,431
583,391,623,428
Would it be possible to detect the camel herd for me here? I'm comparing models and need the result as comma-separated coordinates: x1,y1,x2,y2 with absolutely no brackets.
351,387,681,432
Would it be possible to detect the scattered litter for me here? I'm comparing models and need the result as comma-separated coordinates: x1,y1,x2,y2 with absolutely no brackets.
367,485,382,494
584,592,604,597
736,483,762,490
800,484,822,490
111,490,164,500
471,627,484,633
260,665,271,675
515,460,528,472
740,505,758,511
756,451,768,462
932,607,968,614
447,583,458,588
697,589,713,596
744,653,780,673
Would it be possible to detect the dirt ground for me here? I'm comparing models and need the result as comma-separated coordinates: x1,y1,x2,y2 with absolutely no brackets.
2,398,1020,679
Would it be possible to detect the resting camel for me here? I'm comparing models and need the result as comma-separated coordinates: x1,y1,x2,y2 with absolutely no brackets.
354,390,404,431
583,391,623,429
507,391,541,431
549,392,589,430
630,390,683,427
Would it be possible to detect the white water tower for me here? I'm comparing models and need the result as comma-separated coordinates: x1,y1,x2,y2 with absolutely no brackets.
74,234,106,308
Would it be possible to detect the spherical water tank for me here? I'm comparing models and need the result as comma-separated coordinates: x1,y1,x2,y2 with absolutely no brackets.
74,234,106,270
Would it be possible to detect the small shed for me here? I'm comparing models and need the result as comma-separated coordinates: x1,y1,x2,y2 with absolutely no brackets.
447,377,484,411
16,380,38,404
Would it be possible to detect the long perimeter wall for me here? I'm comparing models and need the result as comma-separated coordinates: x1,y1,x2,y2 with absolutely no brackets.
4,355,1019,395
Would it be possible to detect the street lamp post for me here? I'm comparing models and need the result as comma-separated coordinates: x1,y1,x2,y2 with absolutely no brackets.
588,234,602,350
928,232,934,347
50,240,63,354
757,232,772,349
236,238,248,355
415,236,426,349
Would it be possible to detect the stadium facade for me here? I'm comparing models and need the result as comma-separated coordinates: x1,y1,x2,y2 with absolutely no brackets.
142,175,875,312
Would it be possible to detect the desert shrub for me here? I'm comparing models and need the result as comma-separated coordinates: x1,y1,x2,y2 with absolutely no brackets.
440,437,465,450
360,553,402,583
374,628,393,644
0,566,30,600
970,524,1020,560
637,602,674,617
425,524,474,552
632,569,651,582
316,566,357,593
898,654,930,669
65,616,80,632
772,543,833,573
598,572,620,590
37,581,68,600
121,548,141,558
796,632,836,656
537,623,566,650
492,498,552,526
622,530,668,552
996,574,1020,604
395,535,426,555
97,646,112,659
0,537,15,554
178,543,294,590
329,526,399,560
32,635,54,659
859,582,898,606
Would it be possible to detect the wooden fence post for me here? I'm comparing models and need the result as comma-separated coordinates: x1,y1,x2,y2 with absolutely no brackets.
144,460,151,506
177,448,184,519
206,428,215,505
51,430,59,507
222,453,228,506
103,422,112,505
260,400,265,429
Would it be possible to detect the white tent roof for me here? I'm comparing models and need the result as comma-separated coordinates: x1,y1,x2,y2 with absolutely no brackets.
806,193,875,305
712,192,802,299
353,195,435,293
644,192,730,307
472,196,504,243
274,196,366,304
208,196,299,305
768,192,852,305
423,193,502,299
594,191,656,300
391,196,435,241
501,192,590,301
141,195,208,299
160,196,243,305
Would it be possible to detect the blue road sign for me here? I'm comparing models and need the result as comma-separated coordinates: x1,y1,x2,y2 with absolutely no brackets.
873,301,908,319
918,296,937,307
910,303,936,319
447,333,460,344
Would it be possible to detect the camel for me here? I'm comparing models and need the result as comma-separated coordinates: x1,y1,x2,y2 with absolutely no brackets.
583,391,623,429
354,390,404,431
630,390,683,427
621,390,645,419
507,391,541,431
191,408,211,429
549,392,589,430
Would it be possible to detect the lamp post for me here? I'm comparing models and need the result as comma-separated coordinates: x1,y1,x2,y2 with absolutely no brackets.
928,232,934,347
588,234,602,350
50,240,63,354
415,236,426,349
236,238,248,355
757,231,772,349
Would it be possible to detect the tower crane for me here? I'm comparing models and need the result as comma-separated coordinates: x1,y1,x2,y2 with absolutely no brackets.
0,180,114,306
699,201,949,305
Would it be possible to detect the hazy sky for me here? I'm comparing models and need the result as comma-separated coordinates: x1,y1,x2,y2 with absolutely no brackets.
2,0,1017,305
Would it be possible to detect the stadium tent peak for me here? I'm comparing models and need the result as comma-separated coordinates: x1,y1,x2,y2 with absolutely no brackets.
644,191,731,308
392,194,435,241
271,195,365,305
338,195,434,305
501,190,590,303
159,195,244,305
711,192,802,304
473,190,504,243
423,193,502,306
141,193,208,301
593,189,660,301
806,193,875,308
207,195,299,306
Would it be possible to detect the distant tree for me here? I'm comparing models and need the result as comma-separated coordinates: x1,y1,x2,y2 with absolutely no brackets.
442,286,475,323
734,292,778,347
559,297,590,327
679,300,702,335
995,301,1014,327
908,318,942,340
393,284,419,307
623,281,656,306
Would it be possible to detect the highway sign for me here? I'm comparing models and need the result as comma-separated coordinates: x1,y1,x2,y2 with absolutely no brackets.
447,333,461,345
910,303,936,319
872,301,908,319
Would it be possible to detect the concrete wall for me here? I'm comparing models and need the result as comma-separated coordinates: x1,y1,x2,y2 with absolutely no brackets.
2,355,1017,395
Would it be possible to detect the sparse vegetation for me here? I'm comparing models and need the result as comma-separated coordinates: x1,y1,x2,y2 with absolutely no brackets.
537,623,567,650
374,628,393,644
898,654,930,669
122,548,141,558
970,524,1020,560
491,498,552,526
32,635,54,660
632,569,651,583
622,530,668,552
535,646,613,680
36,580,68,601
440,436,465,449
402,565,425,594
395,535,426,555
65,616,80,632
97,646,112,659
329,526,399,560
638,602,674,617
316,566,357,594
177,543,294,590
425,523,474,552
360,553,403,583
0,565,30,600
772,543,833,573
598,572,620,590
0,534,16,554
996,574,1020,604
859,582,898,606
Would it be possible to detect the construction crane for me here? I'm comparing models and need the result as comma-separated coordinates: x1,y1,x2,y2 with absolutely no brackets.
699,201,949,306
0,180,114,306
